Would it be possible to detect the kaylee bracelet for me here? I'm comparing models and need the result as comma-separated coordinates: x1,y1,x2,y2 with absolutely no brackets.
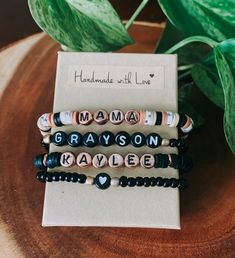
37,109,193,135
36,171,188,190
42,131,187,150
34,152,193,172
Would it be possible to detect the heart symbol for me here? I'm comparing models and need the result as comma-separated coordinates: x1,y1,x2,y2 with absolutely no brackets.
99,176,107,185
149,74,154,78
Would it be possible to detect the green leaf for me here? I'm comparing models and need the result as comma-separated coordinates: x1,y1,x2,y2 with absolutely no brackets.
28,0,133,51
214,47,235,154
191,64,225,109
178,83,205,128
158,0,235,42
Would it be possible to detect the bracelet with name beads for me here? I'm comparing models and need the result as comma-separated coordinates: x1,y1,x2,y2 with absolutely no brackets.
34,152,193,172
36,171,188,190
42,130,187,150
37,109,193,135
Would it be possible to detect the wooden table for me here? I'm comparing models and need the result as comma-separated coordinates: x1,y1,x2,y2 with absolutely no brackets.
0,25,234,257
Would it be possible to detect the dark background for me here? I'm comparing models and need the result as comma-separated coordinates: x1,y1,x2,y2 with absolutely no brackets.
0,0,165,49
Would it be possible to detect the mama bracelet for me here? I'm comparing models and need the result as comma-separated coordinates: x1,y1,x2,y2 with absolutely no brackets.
36,171,188,190
37,109,193,135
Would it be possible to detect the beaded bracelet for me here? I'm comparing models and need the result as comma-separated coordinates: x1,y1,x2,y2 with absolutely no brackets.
42,130,187,150
37,109,193,135
34,152,193,172
36,171,188,190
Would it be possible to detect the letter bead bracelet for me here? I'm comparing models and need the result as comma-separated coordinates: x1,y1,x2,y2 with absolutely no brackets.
34,152,193,172
42,131,187,150
37,109,194,135
36,171,188,190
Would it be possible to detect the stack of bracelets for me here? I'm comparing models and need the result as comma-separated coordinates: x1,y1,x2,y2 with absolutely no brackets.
35,109,194,190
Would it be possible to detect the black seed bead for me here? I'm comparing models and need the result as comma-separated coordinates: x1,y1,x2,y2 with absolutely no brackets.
130,132,146,147
51,131,67,146
119,176,128,187
71,173,79,183
143,177,151,187
59,172,66,181
178,179,188,189
127,177,136,187
51,172,60,182
163,178,171,187
34,153,47,170
170,154,178,169
36,171,46,183
115,131,130,147
177,113,187,127
46,173,53,182
156,177,164,187
99,131,115,147
150,177,157,186
53,112,63,127
162,154,169,168
65,172,73,182
155,112,162,125
67,132,83,147
170,178,179,188
83,132,99,147
136,177,144,186
77,174,87,184
169,139,178,147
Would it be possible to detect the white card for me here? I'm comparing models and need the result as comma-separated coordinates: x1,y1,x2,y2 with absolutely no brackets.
42,52,180,229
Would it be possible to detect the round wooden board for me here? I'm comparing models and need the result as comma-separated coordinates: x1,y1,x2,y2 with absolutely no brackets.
0,25,234,257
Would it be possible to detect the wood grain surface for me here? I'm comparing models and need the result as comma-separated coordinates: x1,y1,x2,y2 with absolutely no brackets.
0,25,234,258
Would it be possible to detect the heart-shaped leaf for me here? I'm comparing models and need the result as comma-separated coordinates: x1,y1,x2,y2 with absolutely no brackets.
158,0,235,42
28,0,133,51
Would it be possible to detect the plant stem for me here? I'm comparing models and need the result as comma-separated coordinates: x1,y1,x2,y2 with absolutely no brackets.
178,70,192,80
178,64,194,71
165,36,218,54
125,0,150,30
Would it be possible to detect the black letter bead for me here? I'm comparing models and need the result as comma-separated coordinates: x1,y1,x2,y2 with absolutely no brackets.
99,131,115,146
146,133,162,148
83,132,99,147
51,131,67,146
119,176,128,187
67,132,83,147
94,173,111,190
130,132,146,147
115,131,130,147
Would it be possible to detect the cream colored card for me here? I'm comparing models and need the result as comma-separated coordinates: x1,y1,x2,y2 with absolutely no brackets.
42,52,180,229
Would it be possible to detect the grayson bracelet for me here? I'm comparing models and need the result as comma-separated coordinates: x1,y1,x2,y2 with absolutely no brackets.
36,171,188,190
42,130,187,150
34,152,193,172
37,109,193,135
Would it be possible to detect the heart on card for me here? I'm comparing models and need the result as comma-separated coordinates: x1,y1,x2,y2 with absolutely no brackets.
99,176,107,185
149,74,154,78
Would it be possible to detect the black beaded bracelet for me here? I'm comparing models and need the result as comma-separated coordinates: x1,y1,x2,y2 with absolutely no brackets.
42,130,187,151
36,171,188,190
34,152,193,172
